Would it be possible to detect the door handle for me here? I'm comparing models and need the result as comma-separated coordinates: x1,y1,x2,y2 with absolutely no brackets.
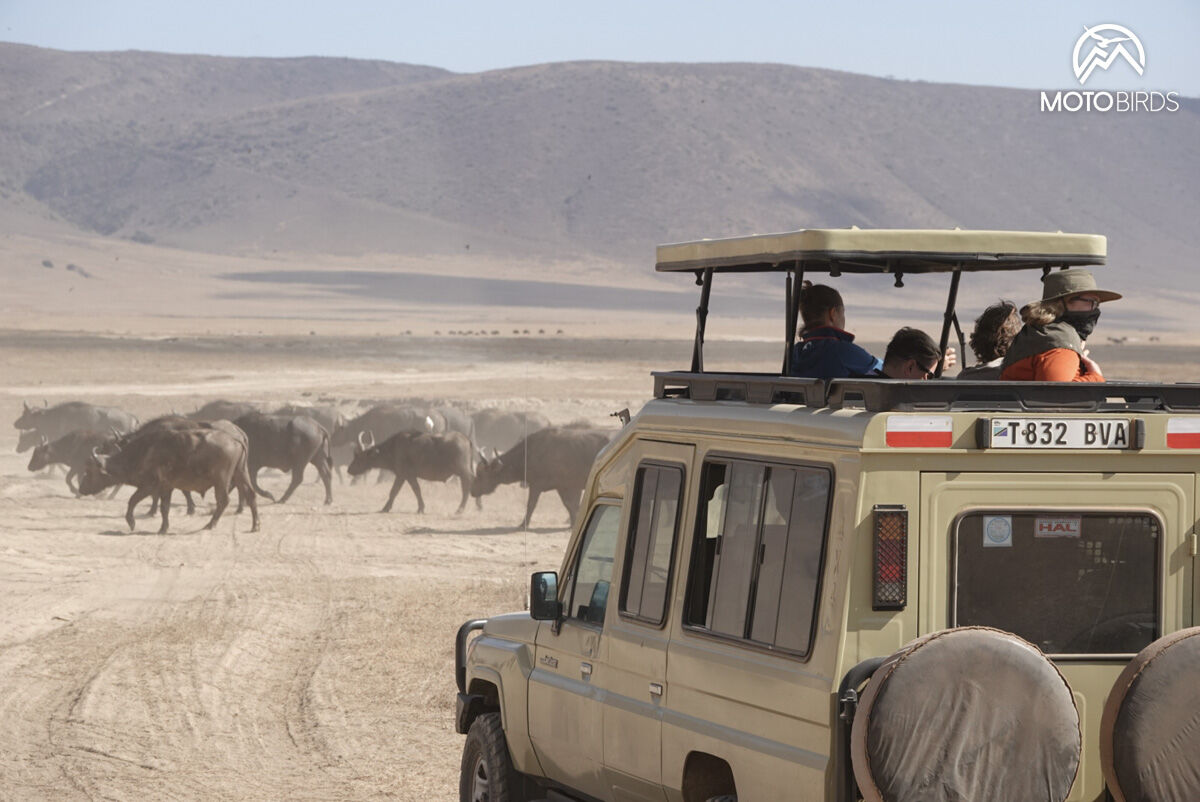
581,661,593,678
649,682,663,697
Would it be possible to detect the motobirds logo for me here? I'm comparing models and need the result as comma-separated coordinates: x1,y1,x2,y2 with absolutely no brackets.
1041,24,1179,113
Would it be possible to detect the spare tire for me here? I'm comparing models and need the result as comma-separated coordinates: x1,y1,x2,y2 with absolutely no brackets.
1100,626,1200,802
850,627,1080,802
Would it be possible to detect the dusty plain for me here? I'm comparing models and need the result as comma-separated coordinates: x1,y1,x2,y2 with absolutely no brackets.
2,318,1199,800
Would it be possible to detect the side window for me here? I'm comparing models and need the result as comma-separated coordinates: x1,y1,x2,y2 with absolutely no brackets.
562,504,622,627
620,464,684,625
684,458,832,658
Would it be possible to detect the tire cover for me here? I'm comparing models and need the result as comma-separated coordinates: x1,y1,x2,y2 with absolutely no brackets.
1100,627,1200,802
851,627,1080,802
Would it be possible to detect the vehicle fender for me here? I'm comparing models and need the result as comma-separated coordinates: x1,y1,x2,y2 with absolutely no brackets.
466,634,543,777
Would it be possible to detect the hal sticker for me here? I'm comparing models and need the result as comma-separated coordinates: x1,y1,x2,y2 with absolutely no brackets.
983,515,1013,548
1035,516,1082,538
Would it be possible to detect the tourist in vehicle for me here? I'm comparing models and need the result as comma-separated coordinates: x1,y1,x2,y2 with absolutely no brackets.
958,300,1021,380
787,282,883,379
873,327,946,379
1000,269,1120,382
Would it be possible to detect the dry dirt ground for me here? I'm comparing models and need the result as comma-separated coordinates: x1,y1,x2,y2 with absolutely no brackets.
2,330,1198,801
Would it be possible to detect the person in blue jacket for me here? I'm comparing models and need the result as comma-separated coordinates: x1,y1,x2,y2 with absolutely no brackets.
787,283,883,379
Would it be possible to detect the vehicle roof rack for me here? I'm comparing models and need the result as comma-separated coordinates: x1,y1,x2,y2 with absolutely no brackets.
656,228,1106,275
824,380,1200,413
653,371,825,406
651,373,1200,414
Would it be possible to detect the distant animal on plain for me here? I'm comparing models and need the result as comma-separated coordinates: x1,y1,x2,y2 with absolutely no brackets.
348,429,475,514
470,408,550,454
471,426,612,528
187,399,260,423
79,426,259,534
27,429,118,496
13,401,138,452
233,412,333,505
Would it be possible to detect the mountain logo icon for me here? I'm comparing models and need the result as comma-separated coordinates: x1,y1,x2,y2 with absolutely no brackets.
1073,24,1145,85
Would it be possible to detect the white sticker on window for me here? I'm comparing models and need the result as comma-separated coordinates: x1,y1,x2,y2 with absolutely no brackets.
983,515,1013,548
1035,516,1082,538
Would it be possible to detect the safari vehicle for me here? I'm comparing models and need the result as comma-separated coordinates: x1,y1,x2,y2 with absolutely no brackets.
454,229,1200,802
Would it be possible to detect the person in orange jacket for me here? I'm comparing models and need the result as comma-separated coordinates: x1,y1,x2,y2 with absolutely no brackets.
999,269,1121,382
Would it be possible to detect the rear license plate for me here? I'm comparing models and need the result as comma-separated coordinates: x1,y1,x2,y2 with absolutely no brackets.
988,418,1134,449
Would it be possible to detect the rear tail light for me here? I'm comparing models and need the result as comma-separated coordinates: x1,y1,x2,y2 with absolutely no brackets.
873,505,908,611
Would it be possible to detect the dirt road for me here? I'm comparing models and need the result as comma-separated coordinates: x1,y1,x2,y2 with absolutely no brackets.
2,330,1196,800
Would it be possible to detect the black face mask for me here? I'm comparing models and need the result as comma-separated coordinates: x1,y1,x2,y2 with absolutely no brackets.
1062,309,1101,339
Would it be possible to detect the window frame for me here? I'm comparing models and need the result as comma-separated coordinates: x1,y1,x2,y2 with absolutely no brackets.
560,500,625,632
949,506,1164,660
618,460,687,629
680,452,835,661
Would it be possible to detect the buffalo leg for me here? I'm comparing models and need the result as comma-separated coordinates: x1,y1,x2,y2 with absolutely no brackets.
185,491,196,515
522,489,543,529
556,487,582,526
313,457,333,505
277,464,306,504
126,487,152,531
249,465,276,502
205,483,230,531
158,488,172,534
382,475,405,513
65,467,79,496
106,484,121,500
409,478,425,514
454,475,469,514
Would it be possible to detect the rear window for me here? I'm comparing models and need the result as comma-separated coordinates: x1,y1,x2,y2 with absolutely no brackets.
953,511,1160,656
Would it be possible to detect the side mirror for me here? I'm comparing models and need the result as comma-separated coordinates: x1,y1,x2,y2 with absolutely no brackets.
530,571,561,621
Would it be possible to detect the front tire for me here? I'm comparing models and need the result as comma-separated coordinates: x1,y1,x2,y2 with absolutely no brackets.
460,712,528,802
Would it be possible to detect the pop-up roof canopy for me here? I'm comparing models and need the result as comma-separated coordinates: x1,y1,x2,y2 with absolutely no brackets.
656,228,1108,375
656,228,1107,274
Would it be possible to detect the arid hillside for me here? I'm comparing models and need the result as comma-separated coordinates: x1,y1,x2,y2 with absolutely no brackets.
1,44,1198,332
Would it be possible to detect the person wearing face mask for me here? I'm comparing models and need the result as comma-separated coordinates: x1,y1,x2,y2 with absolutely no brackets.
999,269,1121,382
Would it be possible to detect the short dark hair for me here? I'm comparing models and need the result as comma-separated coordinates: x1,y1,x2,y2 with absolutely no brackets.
969,300,1020,363
799,282,843,329
883,327,941,369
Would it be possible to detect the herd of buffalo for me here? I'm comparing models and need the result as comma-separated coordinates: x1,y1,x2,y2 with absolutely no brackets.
14,399,616,534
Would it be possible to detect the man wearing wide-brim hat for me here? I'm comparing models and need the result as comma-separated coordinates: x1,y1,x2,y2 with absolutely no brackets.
999,268,1121,382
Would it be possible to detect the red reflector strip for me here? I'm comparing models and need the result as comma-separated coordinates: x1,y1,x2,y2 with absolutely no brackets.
1167,420,1200,449
886,416,953,448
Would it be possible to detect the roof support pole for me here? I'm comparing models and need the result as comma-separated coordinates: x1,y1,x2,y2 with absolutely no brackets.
935,266,962,378
782,265,805,374
691,267,714,373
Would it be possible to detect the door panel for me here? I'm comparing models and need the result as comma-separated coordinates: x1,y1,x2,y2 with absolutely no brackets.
603,441,693,802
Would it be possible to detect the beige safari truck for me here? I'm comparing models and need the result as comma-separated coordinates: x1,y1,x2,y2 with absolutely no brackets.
454,229,1200,802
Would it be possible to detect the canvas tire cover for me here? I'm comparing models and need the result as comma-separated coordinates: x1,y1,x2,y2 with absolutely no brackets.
850,627,1080,802
1100,627,1200,802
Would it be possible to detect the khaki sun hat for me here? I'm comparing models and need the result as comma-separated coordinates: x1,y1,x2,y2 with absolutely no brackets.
1041,268,1122,303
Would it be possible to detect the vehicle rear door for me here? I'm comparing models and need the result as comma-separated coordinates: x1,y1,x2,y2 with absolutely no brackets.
920,470,1194,802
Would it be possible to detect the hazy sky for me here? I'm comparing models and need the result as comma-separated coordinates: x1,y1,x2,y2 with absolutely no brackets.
2,1,1197,94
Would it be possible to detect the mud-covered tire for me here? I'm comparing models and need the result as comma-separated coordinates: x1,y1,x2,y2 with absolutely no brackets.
460,712,528,802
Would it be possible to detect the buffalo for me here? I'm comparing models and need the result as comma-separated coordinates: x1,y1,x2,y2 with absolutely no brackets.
233,412,333,505
348,430,474,513
472,426,612,528
27,430,117,496
14,401,138,452
80,426,259,534
471,408,550,453
187,399,261,423
333,404,446,478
